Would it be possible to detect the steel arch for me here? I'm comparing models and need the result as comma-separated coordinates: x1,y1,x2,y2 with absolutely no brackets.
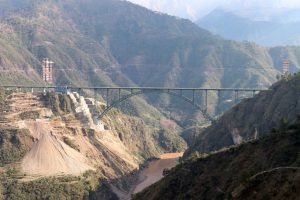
97,89,214,121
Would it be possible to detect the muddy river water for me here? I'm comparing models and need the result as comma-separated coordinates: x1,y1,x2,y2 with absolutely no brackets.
133,152,184,194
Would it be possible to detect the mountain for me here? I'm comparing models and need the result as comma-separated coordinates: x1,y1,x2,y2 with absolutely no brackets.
1,0,300,198
0,0,288,126
133,119,300,200
185,73,300,157
198,9,300,46
1,0,300,141
133,74,300,200
127,0,203,21
127,0,300,22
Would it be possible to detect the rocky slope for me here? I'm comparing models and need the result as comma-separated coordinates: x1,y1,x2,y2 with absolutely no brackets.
185,73,300,156
0,89,186,199
133,118,300,200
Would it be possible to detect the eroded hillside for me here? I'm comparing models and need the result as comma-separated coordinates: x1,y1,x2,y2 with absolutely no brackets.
0,89,186,199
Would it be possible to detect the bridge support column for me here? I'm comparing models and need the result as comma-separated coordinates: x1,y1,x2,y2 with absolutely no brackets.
106,88,109,107
118,89,121,101
192,90,195,104
205,89,208,112
94,89,97,100
235,90,239,104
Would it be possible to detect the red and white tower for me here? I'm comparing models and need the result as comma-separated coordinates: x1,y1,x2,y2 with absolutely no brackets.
282,59,289,78
42,58,54,84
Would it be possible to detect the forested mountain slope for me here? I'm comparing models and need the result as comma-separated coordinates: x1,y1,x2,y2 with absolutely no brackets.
0,0,286,122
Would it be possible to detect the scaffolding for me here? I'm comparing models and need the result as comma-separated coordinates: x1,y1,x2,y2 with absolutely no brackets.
42,58,54,84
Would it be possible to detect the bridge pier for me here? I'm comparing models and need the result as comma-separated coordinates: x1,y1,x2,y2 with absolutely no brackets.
106,88,109,107
205,89,208,112
77,88,81,96
234,90,239,104
192,89,195,104
94,88,97,100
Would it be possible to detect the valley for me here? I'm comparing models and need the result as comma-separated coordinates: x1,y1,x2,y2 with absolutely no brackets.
133,152,183,194
133,73,300,200
0,0,299,199
1,74,299,199
0,88,186,199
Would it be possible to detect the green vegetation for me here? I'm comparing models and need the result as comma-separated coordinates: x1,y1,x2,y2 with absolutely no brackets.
157,128,187,152
0,88,12,113
19,111,40,120
0,128,32,166
186,73,300,156
106,111,187,159
0,170,101,200
62,136,80,152
43,93,73,115
0,73,37,86
133,117,300,200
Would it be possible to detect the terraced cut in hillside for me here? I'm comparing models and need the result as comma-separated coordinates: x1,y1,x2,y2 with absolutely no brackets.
0,90,187,199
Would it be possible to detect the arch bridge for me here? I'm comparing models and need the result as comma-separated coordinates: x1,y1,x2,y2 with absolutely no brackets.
0,85,268,121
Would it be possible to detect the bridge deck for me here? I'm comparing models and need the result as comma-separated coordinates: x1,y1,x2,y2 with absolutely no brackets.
0,85,269,91
0,85,269,121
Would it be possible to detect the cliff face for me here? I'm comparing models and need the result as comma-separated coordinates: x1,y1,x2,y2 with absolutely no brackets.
185,74,300,155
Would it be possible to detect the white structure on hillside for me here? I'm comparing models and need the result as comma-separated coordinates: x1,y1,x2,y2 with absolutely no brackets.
68,92,105,131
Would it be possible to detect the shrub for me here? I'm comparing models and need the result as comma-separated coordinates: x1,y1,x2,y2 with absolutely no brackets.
62,136,80,152
19,111,40,120
0,129,31,166
43,93,73,115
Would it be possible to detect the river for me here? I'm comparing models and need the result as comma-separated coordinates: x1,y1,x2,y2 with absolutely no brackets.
133,152,183,194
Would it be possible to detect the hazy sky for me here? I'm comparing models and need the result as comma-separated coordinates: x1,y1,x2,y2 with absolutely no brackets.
127,0,300,21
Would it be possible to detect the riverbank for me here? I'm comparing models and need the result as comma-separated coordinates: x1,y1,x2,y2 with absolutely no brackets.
133,152,183,194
